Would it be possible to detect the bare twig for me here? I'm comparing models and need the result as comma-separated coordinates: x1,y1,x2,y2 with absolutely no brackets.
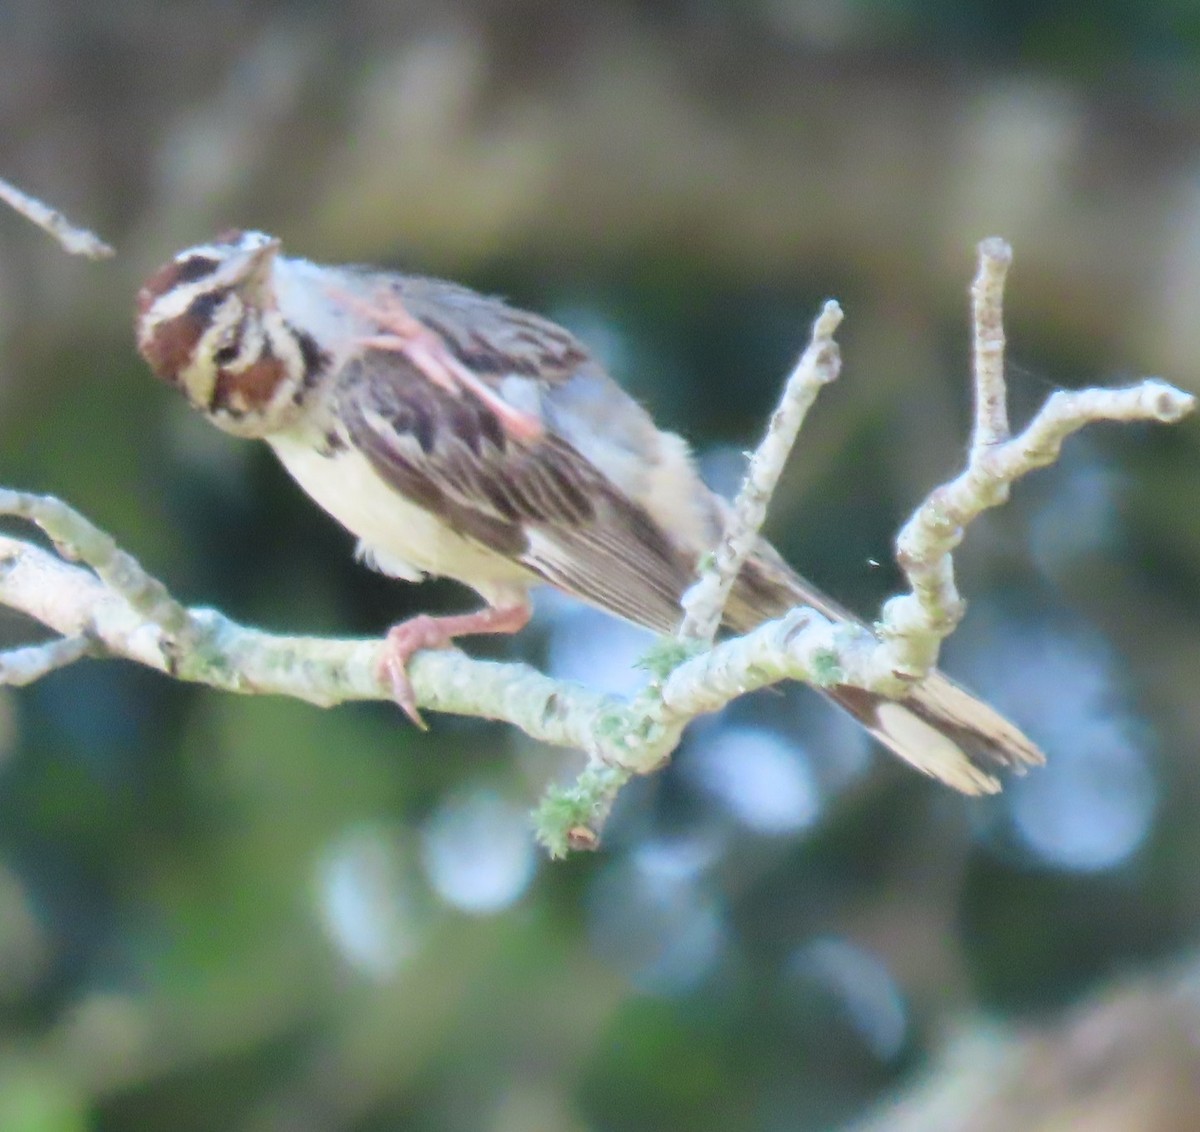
873,241,1194,685
970,237,1013,456
0,177,115,259
678,299,843,643
0,635,93,686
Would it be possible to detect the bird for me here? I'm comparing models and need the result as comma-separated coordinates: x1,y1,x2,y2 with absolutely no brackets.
134,229,1044,794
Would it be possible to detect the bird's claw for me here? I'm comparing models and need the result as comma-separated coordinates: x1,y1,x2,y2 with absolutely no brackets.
379,616,446,730
378,604,533,728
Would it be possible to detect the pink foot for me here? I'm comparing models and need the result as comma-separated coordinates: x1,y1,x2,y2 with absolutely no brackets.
379,603,532,727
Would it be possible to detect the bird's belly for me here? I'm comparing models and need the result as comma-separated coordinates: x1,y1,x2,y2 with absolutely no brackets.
267,434,532,593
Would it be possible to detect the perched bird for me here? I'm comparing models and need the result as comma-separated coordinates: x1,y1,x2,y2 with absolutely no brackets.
135,230,1043,793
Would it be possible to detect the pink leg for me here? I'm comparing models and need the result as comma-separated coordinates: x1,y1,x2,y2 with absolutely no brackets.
380,602,532,727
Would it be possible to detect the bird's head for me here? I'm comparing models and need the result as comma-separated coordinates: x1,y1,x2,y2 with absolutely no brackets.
135,230,325,437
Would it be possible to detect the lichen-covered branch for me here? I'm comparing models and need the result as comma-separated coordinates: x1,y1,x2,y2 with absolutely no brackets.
872,241,1194,684
0,239,1191,857
876,376,1193,682
0,489,197,648
678,300,843,643
0,531,613,740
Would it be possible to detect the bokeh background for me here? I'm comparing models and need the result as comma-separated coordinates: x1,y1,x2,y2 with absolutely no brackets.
2,2,1200,1129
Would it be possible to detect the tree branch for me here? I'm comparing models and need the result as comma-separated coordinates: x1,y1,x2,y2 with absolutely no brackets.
0,239,1191,856
678,299,843,643
873,240,1193,684
0,176,114,259
969,236,1013,455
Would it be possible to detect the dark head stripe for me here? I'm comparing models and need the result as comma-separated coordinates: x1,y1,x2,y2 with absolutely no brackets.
173,255,221,285
135,256,223,318
290,325,331,391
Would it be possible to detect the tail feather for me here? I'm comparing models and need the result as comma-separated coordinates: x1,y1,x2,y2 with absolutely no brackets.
726,547,1045,794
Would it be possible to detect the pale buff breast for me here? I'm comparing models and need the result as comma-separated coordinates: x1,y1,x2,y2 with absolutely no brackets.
267,431,536,604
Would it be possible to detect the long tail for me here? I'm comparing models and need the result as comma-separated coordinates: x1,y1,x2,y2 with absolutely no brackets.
724,550,1045,794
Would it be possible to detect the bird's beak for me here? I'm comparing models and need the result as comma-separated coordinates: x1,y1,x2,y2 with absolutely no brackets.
229,236,281,303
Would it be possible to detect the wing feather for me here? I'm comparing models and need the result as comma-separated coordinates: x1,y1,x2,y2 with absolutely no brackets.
337,349,695,629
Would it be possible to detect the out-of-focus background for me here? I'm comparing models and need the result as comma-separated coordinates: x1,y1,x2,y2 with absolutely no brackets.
1,2,1199,1129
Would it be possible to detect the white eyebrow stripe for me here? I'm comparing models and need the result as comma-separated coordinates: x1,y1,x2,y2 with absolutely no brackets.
143,233,279,325
263,311,306,377
175,233,274,262
228,318,262,370
145,274,220,322
197,294,245,353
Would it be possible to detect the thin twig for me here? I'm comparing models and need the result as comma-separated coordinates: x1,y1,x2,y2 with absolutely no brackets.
0,177,115,259
678,300,843,643
877,241,1194,683
969,237,1013,456
0,635,94,686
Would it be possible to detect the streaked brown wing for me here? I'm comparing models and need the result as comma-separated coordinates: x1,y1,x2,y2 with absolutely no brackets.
383,273,592,385
337,350,696,631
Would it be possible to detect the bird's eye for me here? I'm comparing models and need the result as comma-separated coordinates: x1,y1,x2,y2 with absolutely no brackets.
214,341,239,365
